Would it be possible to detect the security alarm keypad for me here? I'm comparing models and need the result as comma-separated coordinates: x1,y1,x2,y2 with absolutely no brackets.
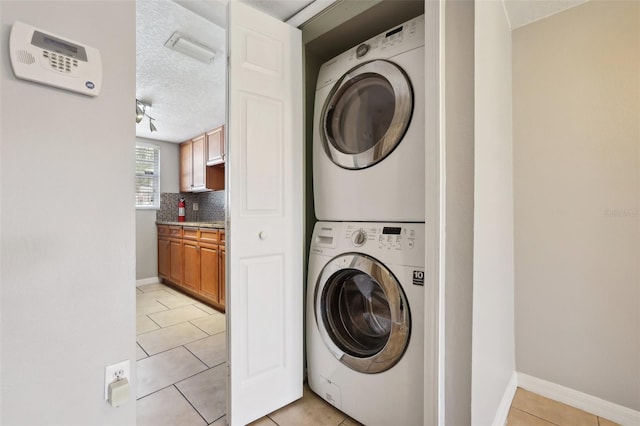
10,21,102,96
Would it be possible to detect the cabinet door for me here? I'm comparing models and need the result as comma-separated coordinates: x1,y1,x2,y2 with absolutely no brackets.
219,245,226,307
182,240,200,292
180,141,193,192
158,238,170,279
191,134,207,191
206,125,225,166
200,244,219,303
169,240,183,284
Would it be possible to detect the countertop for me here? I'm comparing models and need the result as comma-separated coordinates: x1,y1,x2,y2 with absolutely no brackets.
156,221,225,229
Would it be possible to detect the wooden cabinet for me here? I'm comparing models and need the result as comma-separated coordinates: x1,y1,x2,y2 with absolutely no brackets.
180,131,225,193
219,243,226,307
182,226,200,292
179,142,192,193
169,240,183,284
157,224,226,311
158,238,170,278
200,244,220,302
158,225,184,284
206,125,225,166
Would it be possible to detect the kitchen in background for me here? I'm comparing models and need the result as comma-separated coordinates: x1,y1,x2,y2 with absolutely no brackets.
157,191,225,223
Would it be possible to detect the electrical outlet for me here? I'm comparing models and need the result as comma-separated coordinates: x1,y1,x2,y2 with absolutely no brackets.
104,360,130,400
193,202,198,211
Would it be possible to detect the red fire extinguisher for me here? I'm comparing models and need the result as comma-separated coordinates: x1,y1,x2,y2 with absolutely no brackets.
178,198,186,222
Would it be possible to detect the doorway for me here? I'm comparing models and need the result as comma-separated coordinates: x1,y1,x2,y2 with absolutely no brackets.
134,0,228,423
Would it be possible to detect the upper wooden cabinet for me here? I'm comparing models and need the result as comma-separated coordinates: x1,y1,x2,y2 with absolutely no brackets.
180,133,225,192
206,125,225,166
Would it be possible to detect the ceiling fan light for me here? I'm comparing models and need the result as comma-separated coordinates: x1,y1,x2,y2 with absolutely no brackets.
136,103,145,123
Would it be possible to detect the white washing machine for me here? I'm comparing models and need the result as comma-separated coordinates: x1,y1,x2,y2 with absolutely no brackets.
306,221,425,426
313,16,425,222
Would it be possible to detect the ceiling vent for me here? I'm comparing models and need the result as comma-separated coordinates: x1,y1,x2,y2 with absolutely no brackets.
164,31,216,64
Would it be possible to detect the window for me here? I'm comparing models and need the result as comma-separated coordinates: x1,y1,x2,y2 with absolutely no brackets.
136,143,160,209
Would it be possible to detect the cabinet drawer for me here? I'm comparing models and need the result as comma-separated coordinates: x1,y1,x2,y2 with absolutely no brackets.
157,225,170,237
168,226,183,239
183,227,199,240
199,229,219,244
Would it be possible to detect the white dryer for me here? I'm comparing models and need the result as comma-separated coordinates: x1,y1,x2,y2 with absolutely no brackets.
306,221,425,426
313,16,425,222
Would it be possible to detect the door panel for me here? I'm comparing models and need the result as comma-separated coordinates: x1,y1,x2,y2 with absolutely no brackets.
200,244,220,303
169,240,183,284
182,241,200,292
228,2,303,424
158,238,170,279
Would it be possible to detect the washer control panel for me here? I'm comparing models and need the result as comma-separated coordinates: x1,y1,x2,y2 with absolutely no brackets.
311,222,425,266
345,223,419,251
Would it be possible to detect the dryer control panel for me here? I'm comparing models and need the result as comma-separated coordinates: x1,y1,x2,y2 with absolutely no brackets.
316,15,425,90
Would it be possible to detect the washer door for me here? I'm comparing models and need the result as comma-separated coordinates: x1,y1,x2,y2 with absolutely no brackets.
320,60,413,170
314,253,410,374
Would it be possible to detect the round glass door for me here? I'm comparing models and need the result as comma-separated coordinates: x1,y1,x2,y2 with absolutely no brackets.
314,253,410,373
320,60,413,170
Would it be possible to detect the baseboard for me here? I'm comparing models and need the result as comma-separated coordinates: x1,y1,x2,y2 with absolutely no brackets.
136,277,160,286
493,372,518,426
517,373,640,426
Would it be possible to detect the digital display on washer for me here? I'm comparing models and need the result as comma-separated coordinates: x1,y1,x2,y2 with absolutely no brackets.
385,26,403,38
382,227,402,235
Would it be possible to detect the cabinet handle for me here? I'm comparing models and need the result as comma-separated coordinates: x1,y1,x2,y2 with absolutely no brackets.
259,231,268,240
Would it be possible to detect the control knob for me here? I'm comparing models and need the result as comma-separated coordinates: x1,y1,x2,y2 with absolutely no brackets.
356,43,370,58
352,229,367,247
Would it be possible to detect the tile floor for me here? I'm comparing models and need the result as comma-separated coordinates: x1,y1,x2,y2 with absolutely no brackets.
507,388,619,426
136,282,360,426
136,282,227,426
137,283,619,426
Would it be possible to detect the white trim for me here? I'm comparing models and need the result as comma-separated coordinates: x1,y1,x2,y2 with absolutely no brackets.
517,373,640,426
285,0,338,28
136,277,160,286
493,372,517,426
437,1,447,424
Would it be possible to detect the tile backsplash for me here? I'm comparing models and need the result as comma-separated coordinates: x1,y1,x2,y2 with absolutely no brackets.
157,191,225,222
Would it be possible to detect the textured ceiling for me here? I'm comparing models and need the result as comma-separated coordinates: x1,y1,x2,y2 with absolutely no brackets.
136,0,314,143
136,0,226,143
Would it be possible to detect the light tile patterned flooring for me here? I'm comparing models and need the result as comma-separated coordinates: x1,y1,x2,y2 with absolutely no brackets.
507,388,620,426
137,282,619,426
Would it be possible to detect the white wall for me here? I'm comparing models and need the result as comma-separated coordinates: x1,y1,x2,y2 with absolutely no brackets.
442,1,475,424
135,137,179,280
472,0,515,424
513,0,640,410
0,2,136,424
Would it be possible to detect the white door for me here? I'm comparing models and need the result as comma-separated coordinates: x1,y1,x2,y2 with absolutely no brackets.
227,2,303,425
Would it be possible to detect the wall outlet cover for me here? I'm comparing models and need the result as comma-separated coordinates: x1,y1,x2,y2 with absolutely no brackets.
104,360,130,400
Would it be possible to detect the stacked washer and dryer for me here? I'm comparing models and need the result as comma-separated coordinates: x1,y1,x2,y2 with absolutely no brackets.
306,15,427,426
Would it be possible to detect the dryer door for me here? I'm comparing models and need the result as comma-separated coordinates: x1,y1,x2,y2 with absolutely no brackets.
314,253,410,373
320,60,413,170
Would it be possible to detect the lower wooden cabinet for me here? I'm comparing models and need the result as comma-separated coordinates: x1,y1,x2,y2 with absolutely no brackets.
157,224,225,311
200,244,220,302
219,244,226,306
182,239,201,293
158,238,170,278
169,240,183,284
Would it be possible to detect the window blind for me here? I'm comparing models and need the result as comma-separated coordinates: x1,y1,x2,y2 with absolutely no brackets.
136,143,160,209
